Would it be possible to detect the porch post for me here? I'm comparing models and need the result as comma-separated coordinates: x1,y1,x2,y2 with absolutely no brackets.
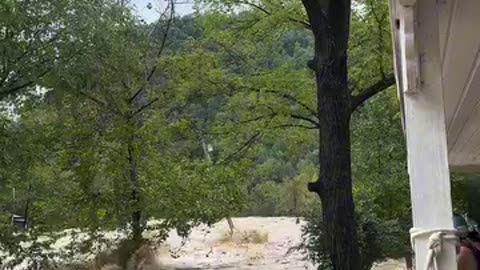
401,0,456,269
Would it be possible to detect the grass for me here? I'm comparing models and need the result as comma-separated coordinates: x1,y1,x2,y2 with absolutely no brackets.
249,230,269,244
218,229,269,245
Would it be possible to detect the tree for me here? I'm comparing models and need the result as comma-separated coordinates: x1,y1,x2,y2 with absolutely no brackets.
0,2,248,268
193,0,395,268
46,0,248,246
302,2,394,268
301,90,411,270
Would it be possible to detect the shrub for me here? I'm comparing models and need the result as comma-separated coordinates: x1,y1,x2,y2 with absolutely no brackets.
218,229,269,245
244,164,317,217
301,203,405,270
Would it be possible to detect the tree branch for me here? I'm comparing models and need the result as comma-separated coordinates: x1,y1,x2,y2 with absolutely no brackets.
78,90,126,117
213,81,319,127
0,81,34,99
128,0,175,104
237,113,276,124
217,131,262,165
78,91,107,107
238,0,271,15
214,41,257,72
209,79,317,119
290,113,319,127
237,84,318,119
269,90,317,118
1,42,85,100
144,4,174,82
239,0,311,29
0,65,53,99
271,124,318,130
351,73,396,112
128,97,160,119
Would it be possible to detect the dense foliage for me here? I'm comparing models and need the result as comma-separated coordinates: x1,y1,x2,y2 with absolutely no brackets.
0,2,248,268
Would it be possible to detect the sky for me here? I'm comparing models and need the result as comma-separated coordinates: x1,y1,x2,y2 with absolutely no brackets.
130,0,195,23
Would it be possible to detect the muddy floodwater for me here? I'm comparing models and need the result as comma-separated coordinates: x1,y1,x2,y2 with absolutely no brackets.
153,217,405,270
2,217,405,270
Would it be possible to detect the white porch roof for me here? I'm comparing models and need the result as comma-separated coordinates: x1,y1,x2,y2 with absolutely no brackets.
390,0,480,172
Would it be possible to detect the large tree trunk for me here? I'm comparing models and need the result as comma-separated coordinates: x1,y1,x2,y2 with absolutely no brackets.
308,54,360,270
302,0,359,269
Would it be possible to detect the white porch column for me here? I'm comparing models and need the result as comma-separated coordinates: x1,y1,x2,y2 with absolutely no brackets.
401,0,457,269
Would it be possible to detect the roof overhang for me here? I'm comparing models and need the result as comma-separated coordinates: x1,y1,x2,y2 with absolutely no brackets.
389,0,480,173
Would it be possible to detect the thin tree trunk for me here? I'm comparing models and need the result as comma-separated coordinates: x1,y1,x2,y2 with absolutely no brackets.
405,251,413,270
24,182,32,230
201,137,212,163
227,217,235,236
290,182,299,217
127,137,142,242
202,135,235,235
